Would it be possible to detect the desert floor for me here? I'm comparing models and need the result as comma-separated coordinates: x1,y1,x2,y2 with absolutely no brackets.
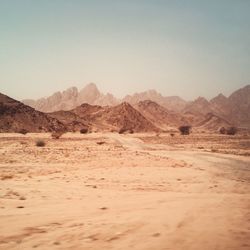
0,132,250,250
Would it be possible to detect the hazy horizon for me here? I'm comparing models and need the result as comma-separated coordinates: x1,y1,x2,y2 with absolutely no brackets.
0,0,249,101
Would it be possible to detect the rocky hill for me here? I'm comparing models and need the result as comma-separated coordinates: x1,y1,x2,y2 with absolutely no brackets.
0,93,65,132
227,85,250,128
48,110,89,132
134,100,188,130
195,113,232,131
71,102,158,132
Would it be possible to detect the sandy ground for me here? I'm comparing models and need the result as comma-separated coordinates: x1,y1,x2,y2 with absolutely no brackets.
0,132,250,250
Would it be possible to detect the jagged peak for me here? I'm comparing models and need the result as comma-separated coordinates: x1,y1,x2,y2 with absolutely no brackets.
117,101,132,108
210,93,227,102
194,96,209,104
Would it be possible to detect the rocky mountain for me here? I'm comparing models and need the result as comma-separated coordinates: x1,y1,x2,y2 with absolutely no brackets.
23,83,119,113
227,85,250,128
134,100,188,130
49,102,158,133
19,83,250,130
181,85,250,128
23,84,187,113
0,93,65,132
1,92,158,133
210,93,231,116
48,110,89,132
123,89,187,111
68,102,158,132
195,113,232,131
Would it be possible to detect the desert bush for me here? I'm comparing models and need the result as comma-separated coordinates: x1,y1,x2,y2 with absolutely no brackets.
219,127,226,134
51,131,65,139
119,128,134,134
96,141,105,145
226,127,237,135
36,140,45,147
170,133,175,137
119,128,126,134
219,126,237,135
18,129,28,135
178,126,191,135
80,128,88,134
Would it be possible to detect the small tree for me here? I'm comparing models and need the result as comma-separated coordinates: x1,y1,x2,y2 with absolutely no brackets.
219,127,226,134
179,126,191,135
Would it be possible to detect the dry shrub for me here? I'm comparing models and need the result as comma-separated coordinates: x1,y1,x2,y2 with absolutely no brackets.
119,128,134,134
219,126,237,135
36,140,45,147
51,131,65,139
179,126,191,135
119,128,126,134
96,141,105,145
219,127,226,134
170,133,175,137
80,128,88,134
18,129,28,135
227,127,237,135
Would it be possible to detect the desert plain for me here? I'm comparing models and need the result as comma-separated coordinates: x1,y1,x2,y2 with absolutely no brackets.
0,132,250,250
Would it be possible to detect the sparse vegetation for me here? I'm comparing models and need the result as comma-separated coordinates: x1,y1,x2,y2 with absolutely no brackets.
119,128,127,134
80,128,88,134
119,128,134,134
226,127,237,135
219,127,226,134
178,126,191,135
51,131,65,139
36,140,45,147
219,126,237,135
18,129,28,135
170,133,175,137
97,141,105,145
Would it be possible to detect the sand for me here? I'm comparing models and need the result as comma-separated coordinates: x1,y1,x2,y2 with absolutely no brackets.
0,132,250,250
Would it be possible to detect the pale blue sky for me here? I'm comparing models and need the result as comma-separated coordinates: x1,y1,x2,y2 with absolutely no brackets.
0,0,249,101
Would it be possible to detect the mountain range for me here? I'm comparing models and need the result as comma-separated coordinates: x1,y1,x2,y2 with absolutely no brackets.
0,84,249,133
23,83,250,127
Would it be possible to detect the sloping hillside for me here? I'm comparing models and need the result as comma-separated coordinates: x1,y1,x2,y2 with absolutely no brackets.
0,93,65,132
70,102,159,132
134,100,188,130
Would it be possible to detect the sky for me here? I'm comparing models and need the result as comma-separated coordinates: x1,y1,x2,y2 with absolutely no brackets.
0,0,249,101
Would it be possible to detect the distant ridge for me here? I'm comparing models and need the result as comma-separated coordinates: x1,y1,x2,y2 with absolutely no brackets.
14,83,250,130
23,83,119,113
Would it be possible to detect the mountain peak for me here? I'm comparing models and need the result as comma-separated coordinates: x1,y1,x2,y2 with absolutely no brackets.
210,93,227,103
84,82,98,90
194,96,209,104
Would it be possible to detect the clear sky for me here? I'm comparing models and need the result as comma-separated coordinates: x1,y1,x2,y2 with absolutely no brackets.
0,0,249,101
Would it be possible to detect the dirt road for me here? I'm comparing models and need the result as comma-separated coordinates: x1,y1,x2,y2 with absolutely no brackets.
0,133,249,250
